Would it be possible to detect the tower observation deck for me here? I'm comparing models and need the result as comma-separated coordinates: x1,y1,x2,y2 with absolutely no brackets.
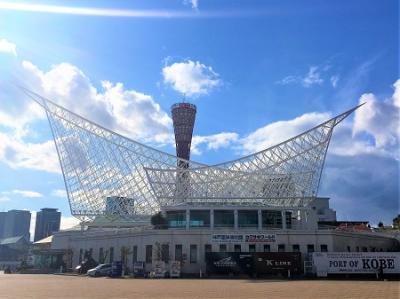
171,102,197,168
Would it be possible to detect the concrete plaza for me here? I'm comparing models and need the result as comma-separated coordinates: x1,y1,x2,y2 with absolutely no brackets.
0,274,399,299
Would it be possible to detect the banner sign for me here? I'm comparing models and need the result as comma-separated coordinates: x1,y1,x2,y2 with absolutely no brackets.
205,252,301,276
254,252,302,275
312,252,400,277
211,234,276,243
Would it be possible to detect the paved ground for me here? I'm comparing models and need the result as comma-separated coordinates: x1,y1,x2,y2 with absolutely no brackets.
0,274,398,299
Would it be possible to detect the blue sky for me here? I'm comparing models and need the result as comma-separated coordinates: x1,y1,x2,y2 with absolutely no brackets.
0,0,398,233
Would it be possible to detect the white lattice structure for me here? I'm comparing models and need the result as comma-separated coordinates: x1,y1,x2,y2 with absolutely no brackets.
23,88,360,221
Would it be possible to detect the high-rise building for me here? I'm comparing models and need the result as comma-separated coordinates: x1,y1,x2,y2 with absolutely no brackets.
34,208,61,242
171,102,197,168
0,212,6,238
2,210,31,240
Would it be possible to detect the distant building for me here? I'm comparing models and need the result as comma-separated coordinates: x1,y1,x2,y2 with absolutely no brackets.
34,208,61,242
2,210,31,240
0,212,6,239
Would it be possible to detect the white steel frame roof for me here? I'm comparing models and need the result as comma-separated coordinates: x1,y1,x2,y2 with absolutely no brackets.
23,88,360,220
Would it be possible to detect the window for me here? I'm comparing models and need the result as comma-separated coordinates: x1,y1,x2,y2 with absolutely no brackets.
292,244,300,252
362,247,368,252
307,244,314,253
79,249,83,263
161,244,169,263
285,211,292,229
204,244,212,259
238,210,258,228
347,246,351,252
356,246,360,252
262,210,282,229
234,244,241,252
249,244,256,252
166,210,186,228
88,248,93,258
214,210,234,228
189,210,210,227
99,248,104,263
321,244,328,252
219,244,227,252
109,247,114,263
146,245,152,263
190,245,197,264
175,244,183,261
263,244,271,252
132,246,138,263
278,244,285,252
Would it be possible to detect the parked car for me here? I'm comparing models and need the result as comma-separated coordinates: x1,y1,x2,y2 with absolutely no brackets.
87,264,112,277
75,257,98,275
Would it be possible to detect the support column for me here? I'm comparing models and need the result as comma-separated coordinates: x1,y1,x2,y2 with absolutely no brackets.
234,209,238,230
186,209,190,230
258,210,262,231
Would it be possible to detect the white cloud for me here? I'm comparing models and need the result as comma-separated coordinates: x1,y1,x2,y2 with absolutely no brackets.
0,38,17,56
60,216,80,230
330,75,339,88
277,66,324,88
192,132,238,155
10,189,43,198
0,57,174,173
51,189,67,198
302,66,323,87
184,0,199,9
240,112,330,154
162,60,220,96
21,61,172,142
353,81,399,149
0,196,10,202
0,132,60,173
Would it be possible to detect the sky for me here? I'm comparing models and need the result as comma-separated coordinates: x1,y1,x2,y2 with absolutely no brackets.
0,0,398,236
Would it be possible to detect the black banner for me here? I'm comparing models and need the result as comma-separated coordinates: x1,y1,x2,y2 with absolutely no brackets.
206,252,302,276
254,252,302,275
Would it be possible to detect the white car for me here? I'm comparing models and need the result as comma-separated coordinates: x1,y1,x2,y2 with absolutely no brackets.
87,264,112,277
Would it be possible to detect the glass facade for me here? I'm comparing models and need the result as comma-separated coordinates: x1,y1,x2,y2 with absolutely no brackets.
262,210,282,229
214,210,234,228
166,210,186,228
238,210,258,228
189,210,210,227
